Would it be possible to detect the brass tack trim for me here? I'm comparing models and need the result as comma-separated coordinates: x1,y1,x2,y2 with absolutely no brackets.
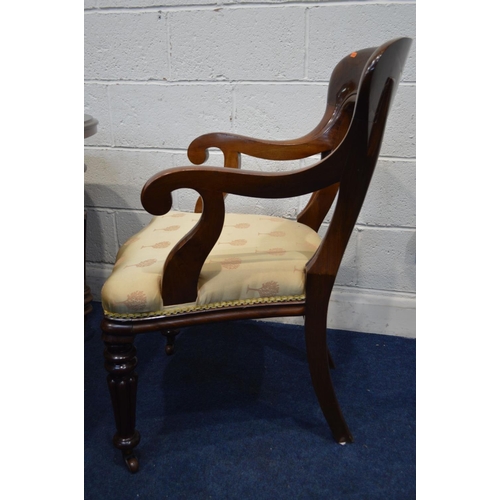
104,294,306,321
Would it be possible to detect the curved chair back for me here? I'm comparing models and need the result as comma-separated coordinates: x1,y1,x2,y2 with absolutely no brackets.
305,38,412,283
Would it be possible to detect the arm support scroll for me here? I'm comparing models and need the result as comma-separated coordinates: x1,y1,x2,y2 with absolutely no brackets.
142,141,349,216
141,135,352,307
187,102,353,214
187,130,334,165
188,128,335,214
160,189,225,306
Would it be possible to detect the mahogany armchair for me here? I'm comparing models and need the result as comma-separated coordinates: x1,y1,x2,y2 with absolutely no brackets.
100,37,412,472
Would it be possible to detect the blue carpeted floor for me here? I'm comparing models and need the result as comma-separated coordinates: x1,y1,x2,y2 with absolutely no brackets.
85,302,415,499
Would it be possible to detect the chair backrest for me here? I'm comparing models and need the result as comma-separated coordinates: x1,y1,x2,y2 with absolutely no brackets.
296,46,376,230
304,38,412,282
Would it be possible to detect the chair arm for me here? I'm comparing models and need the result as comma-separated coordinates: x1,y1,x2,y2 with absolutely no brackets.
188,131,332,213
142,139,350,307
143,144,348,216
186,102,341,166
188,131,333,165
187,103,348,213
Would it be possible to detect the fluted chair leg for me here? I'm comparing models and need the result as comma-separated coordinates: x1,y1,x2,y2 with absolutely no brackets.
103,335,141,472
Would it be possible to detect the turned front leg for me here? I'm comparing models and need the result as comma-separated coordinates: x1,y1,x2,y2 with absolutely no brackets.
103,335,141,472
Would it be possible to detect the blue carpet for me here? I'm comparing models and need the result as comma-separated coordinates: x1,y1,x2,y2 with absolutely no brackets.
85,302,415,499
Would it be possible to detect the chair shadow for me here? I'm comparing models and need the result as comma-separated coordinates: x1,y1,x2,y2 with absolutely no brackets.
128,320,351,453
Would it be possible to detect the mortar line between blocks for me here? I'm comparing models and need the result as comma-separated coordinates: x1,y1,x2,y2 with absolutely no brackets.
84,79,330,86
354,224,360,288
319,221,415,232
355,224,416,232
330,285,416,299
112,211,120,252
379,155,416,162
84,146,415,161
165,11,171,81
105,85,115,146
84,145,222,154
85,79,415,87
85,2,416,14
304,7,310,79
231,84,236,133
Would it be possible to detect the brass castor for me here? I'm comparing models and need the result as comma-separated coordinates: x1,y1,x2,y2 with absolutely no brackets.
162,330,179,356
123,451,139,473
112,431,141,473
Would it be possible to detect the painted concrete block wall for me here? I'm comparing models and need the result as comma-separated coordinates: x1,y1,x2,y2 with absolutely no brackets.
84,0,416,337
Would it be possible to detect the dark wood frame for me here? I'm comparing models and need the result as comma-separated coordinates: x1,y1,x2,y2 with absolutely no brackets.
101,38,412,473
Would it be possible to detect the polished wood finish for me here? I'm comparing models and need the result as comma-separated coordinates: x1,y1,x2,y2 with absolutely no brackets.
103,333,141,472
161,329,180,355
305,273,352,442
102,302,307,335
101,38,412,471
161,189,225,305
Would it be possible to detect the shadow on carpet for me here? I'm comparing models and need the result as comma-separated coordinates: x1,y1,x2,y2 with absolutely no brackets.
85,302,415,499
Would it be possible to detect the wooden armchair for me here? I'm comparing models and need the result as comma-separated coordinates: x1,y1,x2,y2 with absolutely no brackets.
100,37,412,473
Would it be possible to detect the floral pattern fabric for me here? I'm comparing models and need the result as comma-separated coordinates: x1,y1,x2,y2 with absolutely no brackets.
102,212,321,318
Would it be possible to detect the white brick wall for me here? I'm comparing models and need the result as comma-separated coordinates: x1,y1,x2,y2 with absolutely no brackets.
84,0,416,337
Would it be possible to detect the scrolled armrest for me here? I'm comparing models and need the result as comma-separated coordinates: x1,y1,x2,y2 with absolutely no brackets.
187,102,351,213
187,104,341,165
142,149,346,218
187,131,333,165
143,132,351,307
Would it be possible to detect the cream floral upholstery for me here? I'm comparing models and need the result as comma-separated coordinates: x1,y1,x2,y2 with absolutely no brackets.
102,211,321,319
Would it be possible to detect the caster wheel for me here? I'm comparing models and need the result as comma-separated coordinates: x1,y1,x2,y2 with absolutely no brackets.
123,452,139,473
162,330,178,356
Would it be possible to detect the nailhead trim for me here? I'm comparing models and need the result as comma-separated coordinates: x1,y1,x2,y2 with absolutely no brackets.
104,294,306,321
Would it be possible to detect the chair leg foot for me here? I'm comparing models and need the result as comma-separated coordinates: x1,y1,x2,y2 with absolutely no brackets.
304,311,353,444
113,431,141,472
162,330,179,355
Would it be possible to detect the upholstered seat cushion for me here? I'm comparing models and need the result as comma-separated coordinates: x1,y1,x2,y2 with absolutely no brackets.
101,212,321,319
